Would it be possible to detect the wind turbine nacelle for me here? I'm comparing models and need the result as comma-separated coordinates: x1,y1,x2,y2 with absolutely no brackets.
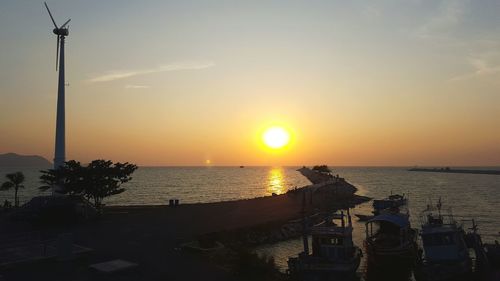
53,28,69,36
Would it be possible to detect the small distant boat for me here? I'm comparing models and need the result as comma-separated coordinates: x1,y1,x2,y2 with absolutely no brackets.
364,209,418,265
288,210,362,280
239,166,244,168
415,199,472,281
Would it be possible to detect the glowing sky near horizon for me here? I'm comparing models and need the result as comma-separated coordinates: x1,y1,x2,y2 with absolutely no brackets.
1,0,500,166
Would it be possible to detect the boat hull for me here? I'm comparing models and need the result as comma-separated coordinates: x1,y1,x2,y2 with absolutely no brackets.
414,259,473,281
364,239,419,266
364,240,417,281
288,250,362,281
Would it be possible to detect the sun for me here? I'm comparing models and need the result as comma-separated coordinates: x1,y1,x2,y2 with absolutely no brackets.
262,127,290,149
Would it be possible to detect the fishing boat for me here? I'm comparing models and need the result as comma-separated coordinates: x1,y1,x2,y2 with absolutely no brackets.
415,199,472,281
288,210,362,280
364,209,418,265
372,192,407,215
355,192,407,221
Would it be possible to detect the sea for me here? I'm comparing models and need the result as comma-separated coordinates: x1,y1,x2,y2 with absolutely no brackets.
1,166,499,276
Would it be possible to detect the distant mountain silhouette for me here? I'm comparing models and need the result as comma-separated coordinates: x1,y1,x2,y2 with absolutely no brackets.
0,153,51,168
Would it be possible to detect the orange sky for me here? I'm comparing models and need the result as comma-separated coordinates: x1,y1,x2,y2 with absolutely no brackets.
1,1,499,166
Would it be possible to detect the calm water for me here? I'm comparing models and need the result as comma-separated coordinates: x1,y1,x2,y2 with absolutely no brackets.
1,166,499,274
0,166,310,205
256,167,500,275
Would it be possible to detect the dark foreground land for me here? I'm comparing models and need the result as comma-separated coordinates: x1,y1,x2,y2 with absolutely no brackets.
0,169,369,281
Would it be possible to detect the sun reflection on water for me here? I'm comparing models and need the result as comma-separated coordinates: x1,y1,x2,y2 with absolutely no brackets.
268,167,285,195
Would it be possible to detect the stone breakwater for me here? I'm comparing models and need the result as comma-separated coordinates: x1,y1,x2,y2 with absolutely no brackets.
197,167,371,247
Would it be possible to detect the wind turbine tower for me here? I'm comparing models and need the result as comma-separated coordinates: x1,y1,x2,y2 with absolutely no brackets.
44,2,70,169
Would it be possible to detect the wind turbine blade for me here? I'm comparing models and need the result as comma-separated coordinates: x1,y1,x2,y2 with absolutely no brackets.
60,19,71,29
44,2,58,28
56,36,59,71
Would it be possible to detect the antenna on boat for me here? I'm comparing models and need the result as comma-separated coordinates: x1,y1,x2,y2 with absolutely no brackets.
347,208,352,227
301,189,306,212
470,219,478,233
301,190,309,255
437,197,442,218
340,210,345,227
406,192,410,214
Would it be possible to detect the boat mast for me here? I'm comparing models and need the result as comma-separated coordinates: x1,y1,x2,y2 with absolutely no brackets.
347,208,352,227
301,190,309,255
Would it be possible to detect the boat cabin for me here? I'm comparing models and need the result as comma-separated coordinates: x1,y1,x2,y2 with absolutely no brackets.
311,213,356,261
420,211,469,263
365,213,414,249
287,210,362,278
372,193,407,215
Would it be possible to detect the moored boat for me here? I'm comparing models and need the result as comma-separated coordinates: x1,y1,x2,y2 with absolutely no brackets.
372,192,407,215
364,209,418,265
415,199,472,281
355,192,407,222
288,210,362,280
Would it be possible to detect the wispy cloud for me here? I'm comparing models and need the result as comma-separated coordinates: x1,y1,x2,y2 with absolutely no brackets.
125,84,150,89
415,0,468,39
449,57,500,82
88,61,215,83
361,5,381,19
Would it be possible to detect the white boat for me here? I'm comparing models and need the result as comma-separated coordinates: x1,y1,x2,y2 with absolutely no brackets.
415,199,472,281
288,210,362,280
355,192,408,222
372,192,407,215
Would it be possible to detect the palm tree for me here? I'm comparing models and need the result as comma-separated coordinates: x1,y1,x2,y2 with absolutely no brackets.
1,172,25,207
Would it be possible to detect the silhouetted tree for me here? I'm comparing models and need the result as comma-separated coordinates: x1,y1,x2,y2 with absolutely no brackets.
1,171,25,207
40,160,86,195
40,160,137,209
83,160,137,208
312,165,332,174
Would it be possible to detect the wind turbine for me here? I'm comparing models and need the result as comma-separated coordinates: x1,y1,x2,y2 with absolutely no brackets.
44,2,70,170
